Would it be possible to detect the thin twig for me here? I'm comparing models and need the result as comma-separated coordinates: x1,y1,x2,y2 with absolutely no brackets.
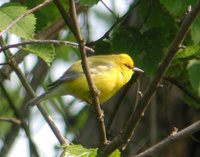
99,1,200,156
134,120,200,157
100,0,117,19
0,117,21,125
0,0,51,37
88,0,141,45
133,79,141,112
0,39,94,54
0,38,68,146
69,0,108,144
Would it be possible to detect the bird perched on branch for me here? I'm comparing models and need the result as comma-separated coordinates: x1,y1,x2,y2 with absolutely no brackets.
26,53,143,106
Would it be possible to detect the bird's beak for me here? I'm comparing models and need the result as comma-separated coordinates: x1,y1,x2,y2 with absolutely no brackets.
133,67,144,73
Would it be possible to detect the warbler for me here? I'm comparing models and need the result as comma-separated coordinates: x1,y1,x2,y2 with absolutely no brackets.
27,53,143,106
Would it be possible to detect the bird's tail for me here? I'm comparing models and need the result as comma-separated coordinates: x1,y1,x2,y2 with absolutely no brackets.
26,93,48,107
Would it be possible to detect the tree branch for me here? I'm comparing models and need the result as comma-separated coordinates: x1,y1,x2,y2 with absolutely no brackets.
100,0,117,19
0,117,21,125
134,120,200,157
0,39,94,54
69,0,108,144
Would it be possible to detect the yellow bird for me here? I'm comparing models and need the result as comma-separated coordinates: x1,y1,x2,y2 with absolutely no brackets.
27,53,143,106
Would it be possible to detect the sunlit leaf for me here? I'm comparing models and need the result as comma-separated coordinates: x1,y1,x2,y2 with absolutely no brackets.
188,59,200,96
0,3,36,39
23,44,55,66
176,45,200,58
61,144,97,157
191,16,200,44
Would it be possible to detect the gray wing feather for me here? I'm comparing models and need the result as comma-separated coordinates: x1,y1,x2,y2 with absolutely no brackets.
47,72,83,90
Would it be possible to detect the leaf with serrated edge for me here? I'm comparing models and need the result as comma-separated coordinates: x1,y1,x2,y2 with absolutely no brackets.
23,44,55,66
0,3,36,39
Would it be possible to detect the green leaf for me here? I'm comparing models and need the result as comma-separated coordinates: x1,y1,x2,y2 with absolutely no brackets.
109,149,121,157
111,26,144,64
188,59,200,96
191,16,200,44
0,3,36,39
140,0,175,29
60,144,120,157
61,144,97,157
23,44,55,66
80,0,100,6
182,89,200,108
160,0,197,17
166,58,187,78
160,0,200,44
23,0,69,32
176,45,200,58
141,27,170,75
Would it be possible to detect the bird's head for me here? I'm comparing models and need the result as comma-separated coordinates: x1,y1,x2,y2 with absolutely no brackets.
117,53,143,83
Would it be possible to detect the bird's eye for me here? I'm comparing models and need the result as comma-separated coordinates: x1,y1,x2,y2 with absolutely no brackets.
124,64,132,69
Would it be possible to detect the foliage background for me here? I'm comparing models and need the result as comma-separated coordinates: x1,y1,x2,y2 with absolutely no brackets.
0,0,200,157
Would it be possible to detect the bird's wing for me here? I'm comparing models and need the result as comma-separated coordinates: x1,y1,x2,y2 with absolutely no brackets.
47,72,83,90
47,57,115,90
